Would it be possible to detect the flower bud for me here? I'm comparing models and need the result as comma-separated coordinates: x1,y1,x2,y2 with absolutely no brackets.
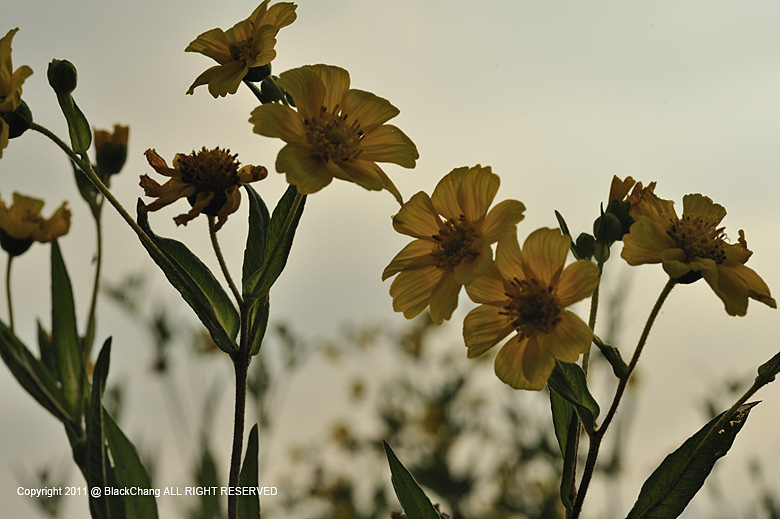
3,100,33,139
574,233,595,260
47,59,78,94
244,63,272,83
593,212,622,244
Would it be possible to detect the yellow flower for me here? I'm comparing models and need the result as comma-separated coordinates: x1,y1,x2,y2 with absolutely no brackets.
382,166,526,324
139,147,267,231
249,64,418,203
185,1,297,97
463,228,599,390
0,193,71,256
621,189,776,316
0,28,33,159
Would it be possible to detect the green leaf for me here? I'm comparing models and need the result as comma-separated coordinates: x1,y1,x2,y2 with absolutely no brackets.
104,413,158,519
86,339,111,519
549,388,577,511
237,424,260,519
547,362,599,434
70,159,102,220
0,320,74,425
51,240,84,417
136,201,239,353
246,185,306,300
383,440,443,519
626,402,759,519
247,296,270,357
242,185,270,294
55,92,92,154
36,319,57,374
592,334,629,379
756,350,780,386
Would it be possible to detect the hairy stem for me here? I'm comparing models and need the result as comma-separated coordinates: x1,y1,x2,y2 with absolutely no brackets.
84,201,103,358
208,216,242,306
5,255,14,333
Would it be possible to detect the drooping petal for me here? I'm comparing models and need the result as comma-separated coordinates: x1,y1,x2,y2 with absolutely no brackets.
556,259,600,307
539,311,592,363
207,61,248,97
339,158,403,205
494,336,555,391
521,228,569,285
660,248,695,279
726,263,776,310
184,28,230,63
249,103,307,143
463,304,514,358
428,270,461,324
358,124,418,169
382,239,436,280
174,191,214,227
214,185,242,231
389,267,444,320
621,217,676,265
482,199,526,242
701,262,749,316
275,144,333,194
391,192,441,239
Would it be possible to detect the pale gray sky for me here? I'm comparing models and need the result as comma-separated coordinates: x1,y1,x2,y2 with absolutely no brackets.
2,1,780,517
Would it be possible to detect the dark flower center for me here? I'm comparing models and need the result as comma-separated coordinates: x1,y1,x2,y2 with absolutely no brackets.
429,215,480,268
667,215,727,264
177,147,241,193
304,105,363,162
501,278,561,337
229,41,253,63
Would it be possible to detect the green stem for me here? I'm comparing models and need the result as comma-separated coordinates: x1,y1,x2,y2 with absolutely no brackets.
208,216,242,306
83,201,103,358
570,277,676,518
5,254,14,334
228,302,252,519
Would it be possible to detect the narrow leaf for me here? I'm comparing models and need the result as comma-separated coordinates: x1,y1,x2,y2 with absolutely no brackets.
0,320,73,424
51,240,84,416
549,388,577,511
247,296,270,357
626,402,759,519
86,339,111,519
242,185,270,294
246,185,306,299
237,424,260,519
104,413,158,519
56,92,92,154
383,441,443,519
137,201,239,353
547,362,599,434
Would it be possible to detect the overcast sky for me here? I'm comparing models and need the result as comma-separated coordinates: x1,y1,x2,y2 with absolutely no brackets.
3,1,780,517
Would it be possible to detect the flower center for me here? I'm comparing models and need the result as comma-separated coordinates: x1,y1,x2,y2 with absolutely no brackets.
177,147,241,193
304,105,363,162
501,278,562,337
667,215,727,263
229,41,253,63
429,215,480,268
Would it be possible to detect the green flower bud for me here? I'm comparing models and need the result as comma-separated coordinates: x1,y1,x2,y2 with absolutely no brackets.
574,233,595,260
244,63,272,83
47,59,78,94
3,100,33,139
593,212,622,243
0,229,33,257
260,75,285,103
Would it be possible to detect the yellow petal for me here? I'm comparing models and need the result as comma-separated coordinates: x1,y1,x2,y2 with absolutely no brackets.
276,144,333,194
342,89,400,132
250,103,306,143
276,66,326,121
482,199,526,242
308,64,351,115
494,336,555,391
521,228,569,285
382,239,436,280
682,193,726,226
429,270,461,324
540,311,592,363
457,165,499,223
727,263,776,310
430,166,470,221
389,267,443,319
452,237,492,286
495,229,525,282
184,28,230,63
359,124,419,169
464,264,506,304
392,192,441,239
556,259,600,307
702,262,748,316
260,1,297,29
463,304,514,358
207,61,247,97
660,248,694,279
621,217,676,265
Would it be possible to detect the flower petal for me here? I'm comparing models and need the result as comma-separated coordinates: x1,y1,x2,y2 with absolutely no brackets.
392,192,441,239
389,266,443,319
250,103,306,143
382,239,436,280
342,89,400,132
495,229,525,282
359,124,419,169
482,199,526,242
429,270,461,324
463,304,514,358
521,227,569,285
556,259,600,307
494,336,555,391
539,311,592,363
464,264,507,304
276,66,326,121
184,28,230,63
682,193,726,227
621,217,676,265
275,144,333,194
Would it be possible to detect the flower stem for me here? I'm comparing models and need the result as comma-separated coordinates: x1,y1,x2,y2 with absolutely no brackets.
570,277,676,518
83,202,103,358
208,216,242,306
5,255,14,334
228,353,249,519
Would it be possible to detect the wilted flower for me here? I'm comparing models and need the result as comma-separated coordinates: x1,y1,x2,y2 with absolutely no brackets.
94,124,129,178
0,193,71,256
0,28,34,158
185,1,297,97
621,189,775,316
139,147,267,231
383,166,525,324
249,64,418,203
463,228,599,390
